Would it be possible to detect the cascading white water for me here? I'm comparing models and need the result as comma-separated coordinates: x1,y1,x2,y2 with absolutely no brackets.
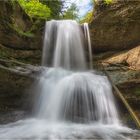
0,20,137,140
38,20,119,124
42,20,87,70
83,22,93,69
36,68,119,125
38,20,119,123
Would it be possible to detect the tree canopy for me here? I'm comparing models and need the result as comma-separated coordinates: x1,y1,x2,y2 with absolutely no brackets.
80,11,93,24
62,3,79,20
39,0,64,19
18,0,51,20
18,0,79,20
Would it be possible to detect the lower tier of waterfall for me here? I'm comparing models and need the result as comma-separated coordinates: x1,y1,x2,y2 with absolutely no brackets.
0,68,138,140
35,68,119,124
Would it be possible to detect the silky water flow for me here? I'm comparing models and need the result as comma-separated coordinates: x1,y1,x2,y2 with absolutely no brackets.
0,20,138,140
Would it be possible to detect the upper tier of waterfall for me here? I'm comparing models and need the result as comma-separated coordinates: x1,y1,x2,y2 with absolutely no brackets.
42,20,87,70
36,68,120,124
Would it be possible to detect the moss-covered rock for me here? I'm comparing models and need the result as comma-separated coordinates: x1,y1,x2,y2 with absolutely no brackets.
0,44,41,65
0,1,43,123
0,1,43,50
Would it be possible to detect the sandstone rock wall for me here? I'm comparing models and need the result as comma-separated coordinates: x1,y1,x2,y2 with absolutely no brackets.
103,45,140,70
90,0,140,53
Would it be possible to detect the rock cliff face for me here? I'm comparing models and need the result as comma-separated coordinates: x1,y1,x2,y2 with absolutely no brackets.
0,1,42,50
90,0,140,118
0,1,42,123
103,45,140,70
90,0,140,53
0,67,35,123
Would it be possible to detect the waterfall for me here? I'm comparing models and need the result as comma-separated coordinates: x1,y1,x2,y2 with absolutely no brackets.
42,20,87,70
83,23,93,69
38,20,120,123
36,68,119,125
0,20,136,140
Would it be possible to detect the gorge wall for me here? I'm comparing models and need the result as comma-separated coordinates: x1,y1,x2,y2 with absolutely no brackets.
90,0,140,53
0,1,40,123
89,0,140,70
0,1,42,64
89,0,140,118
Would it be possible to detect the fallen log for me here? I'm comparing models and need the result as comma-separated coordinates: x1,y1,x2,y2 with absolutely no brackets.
101,64,140,129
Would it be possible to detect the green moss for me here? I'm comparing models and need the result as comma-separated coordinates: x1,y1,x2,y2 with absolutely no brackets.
0,44,41,65
0,46,11,59
10,0,17,8
134,87,140,96
94,0,113,5
104,0,113,5
9,24,34,38
14,28,34,38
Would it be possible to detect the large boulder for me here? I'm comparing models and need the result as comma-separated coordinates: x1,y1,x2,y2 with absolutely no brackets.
90,0,140,52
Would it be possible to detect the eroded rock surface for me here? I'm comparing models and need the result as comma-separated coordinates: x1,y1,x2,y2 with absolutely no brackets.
103,46,140,70
0,1,43,50
90,0,140,52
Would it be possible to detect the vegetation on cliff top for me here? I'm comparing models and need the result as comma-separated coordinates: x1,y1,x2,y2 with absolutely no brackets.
80,12,93,23
18,0,79,20
18,0,51,20
94,0,113,4
62,3,79,20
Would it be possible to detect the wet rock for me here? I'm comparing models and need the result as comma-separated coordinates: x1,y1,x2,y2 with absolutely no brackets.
118,81,140,120
0,110,27,124
0,68,34,123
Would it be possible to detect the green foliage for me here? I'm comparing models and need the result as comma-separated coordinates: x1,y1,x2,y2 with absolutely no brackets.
104,0,113,4
18,0,78,20
18,0,51,20
94,0,113,5
39,0,64,19
80,11,93,24
62,3,79,20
